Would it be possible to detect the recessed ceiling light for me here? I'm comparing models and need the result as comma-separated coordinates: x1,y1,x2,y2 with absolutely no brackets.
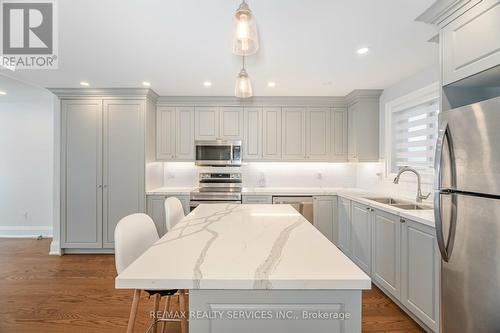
142,81,151,87
267,81,276,88
80,81,90,87
356,47,370,55
0,90,6,95
203,81,212,87
322,81,333,86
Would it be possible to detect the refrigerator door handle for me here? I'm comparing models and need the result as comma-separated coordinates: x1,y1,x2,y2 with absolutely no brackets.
434,122,458,262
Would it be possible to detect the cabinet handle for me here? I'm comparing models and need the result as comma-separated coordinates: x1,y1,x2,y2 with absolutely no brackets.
400,218,406,223
370,208,374,212
97,184,102,189
366,207,370,211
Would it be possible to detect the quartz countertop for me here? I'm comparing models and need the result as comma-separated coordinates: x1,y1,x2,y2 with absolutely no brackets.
116,204,371,290
146,187,434,227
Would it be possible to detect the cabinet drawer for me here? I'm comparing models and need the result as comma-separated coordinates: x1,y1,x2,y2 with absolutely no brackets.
242,195,273,204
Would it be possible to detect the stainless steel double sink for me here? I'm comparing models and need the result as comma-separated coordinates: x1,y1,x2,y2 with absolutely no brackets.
363,197,433,210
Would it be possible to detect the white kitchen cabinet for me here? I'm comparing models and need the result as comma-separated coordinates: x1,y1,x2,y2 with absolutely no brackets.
219,107,244,140
146,194,190,236
401,218,439,332
61,98,146,249
306,108,331,161
441,0,500,85
195,107,219,140
156,106,176,160
195,107,243,141
331,107,348,161
313,196,337,242
175,107,195,159
243,107,262,160
372,209,401,299
350,202,372,275
102,100,146,248
347,93,380,162
262,107,282,160
156,106,194,160
281,107,306,160
61,100,103,248
242,195,273,204
337,197,352,256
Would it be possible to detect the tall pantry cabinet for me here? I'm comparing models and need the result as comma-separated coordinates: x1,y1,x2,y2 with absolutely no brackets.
55,89,157,252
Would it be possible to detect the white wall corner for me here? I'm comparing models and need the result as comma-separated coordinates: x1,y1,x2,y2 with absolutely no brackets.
49,239,62,256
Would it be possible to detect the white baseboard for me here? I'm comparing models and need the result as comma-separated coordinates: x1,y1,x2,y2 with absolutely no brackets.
0,225,53,238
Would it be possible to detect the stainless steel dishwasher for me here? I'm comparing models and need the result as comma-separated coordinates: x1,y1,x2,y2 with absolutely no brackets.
272,196,314,223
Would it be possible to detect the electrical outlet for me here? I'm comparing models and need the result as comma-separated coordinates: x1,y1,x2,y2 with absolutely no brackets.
22,211,28,220
317,172,323,180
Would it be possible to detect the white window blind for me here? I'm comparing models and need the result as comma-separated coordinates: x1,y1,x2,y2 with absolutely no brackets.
391,99,439,173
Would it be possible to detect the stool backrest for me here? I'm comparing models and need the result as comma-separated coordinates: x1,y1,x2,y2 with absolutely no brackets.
164,197,185,231
114,213,159,274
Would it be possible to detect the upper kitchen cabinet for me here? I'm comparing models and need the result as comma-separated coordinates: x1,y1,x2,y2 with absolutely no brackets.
262,107,282,160
418,0,500,85
195,107,219,140
331,107,348,161
281,107,307,160
306,107,331,161
243,107,263,160
156,106,194,160
442,0,500,85
195,106,243,141
346,90,381,162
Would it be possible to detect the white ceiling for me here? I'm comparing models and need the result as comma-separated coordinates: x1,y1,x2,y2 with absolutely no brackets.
1,0,438,96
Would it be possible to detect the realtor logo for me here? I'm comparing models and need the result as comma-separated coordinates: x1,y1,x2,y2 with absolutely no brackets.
1,0,58,69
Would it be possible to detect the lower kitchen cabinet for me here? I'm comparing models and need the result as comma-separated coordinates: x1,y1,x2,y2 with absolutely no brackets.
146,194,190,236
337,197,352,255
372,209,401,299
400,218,439,332
312,196,337,242
242,195,273,204
350,202,372,275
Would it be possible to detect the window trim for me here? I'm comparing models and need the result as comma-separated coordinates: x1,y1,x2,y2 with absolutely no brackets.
384,82,440,178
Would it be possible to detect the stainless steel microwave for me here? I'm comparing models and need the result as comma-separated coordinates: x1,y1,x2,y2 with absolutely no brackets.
195,140,242,166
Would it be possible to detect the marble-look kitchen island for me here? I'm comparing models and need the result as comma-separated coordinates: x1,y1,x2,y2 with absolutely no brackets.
116,204,371,333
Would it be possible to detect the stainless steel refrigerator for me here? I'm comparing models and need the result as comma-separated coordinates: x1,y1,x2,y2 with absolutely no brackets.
435,95,500,332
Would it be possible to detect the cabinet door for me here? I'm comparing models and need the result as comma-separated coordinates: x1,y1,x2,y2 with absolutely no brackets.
347,103,358,161
372,209,401,299
351,202,372,274
337,197,351,256
102,100,145,248
175,107,195,159
401,219,439,331
262,107,282,160
441,0,500,85
219,107,243,140
61,100,103,248
195,107,219,140
331,107,348,161
306,108,331,160
156,106,176,160
282,107,306,160
313,196,336,242
243,107,262,160
146,195,167,236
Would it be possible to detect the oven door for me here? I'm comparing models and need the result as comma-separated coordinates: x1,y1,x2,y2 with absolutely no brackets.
195,140,241,166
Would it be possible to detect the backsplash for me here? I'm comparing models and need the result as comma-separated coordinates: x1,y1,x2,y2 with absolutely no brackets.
156,161,434,204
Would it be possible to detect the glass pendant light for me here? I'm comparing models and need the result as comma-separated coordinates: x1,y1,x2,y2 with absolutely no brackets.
235,57,253,98
232,0,259,56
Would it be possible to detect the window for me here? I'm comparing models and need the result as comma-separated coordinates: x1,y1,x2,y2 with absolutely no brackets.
386,83,440,175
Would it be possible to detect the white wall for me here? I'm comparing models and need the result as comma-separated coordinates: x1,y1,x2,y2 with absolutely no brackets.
161,162,358,189
355,64,439,204
0,75,55,237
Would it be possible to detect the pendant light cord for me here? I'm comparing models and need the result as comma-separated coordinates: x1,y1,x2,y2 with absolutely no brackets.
242,56,246,70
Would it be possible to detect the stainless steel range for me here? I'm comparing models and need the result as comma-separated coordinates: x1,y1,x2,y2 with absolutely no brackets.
190,172,242,210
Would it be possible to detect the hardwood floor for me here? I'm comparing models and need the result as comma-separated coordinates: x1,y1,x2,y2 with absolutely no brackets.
0,238,423,332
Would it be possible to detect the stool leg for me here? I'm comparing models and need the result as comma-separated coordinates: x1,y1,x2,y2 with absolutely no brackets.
179,290,188,333
161,296,171,333
127,289,141,333
153,293,161,333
